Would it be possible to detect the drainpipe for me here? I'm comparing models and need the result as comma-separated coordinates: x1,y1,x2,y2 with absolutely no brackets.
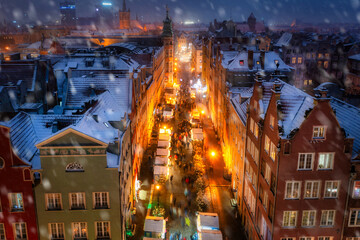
271,140,281,240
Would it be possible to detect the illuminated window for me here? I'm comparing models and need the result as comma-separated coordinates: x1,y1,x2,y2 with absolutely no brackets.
313,126,325,139
93,192,109,209
318,153,334,170
318,53,323,58
324,181,339,198
292,57,296,64
319,237,333,240
309,79,313,85
300,237,314,240
239,60,244,66
95,221,110,238
285,181,301,199
302,210,316,227
353,181,360,198
250,118,254,133
49,223,64,240
298,57,303,64
304,181,320,198
298,153,313,170
283,211,297,227
264,135,270,153
72,222,87,239
14,223,27,240
265,163,271,184
70,193,85,210
270,115,275,129
270,142,276,161
9,193,24,212
254,123,259,138
320,210,335,226
45,193,62,210
324,61,329,69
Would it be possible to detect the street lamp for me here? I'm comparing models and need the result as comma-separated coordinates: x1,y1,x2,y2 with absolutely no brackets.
211,151,216,157
156,184,160,207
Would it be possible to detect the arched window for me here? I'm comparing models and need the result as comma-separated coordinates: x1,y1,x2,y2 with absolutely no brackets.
66,162,84,172
0,157,4,169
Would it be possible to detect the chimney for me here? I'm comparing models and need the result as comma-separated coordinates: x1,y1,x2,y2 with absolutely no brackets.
316,87,329,102
248,50,253,70
260,51,265,70
52,121,58,133
272,79,282,94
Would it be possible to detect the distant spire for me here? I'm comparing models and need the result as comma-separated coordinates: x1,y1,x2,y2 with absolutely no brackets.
166,5,169,19
122,0,127,11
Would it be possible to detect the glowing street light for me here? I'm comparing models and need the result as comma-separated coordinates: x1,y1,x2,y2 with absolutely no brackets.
211,151,216,157
155,184,161,207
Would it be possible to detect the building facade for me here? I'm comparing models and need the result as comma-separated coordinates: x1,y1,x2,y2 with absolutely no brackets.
35,128,121,240
162,7,174,84
242,78,353,240
119,0,130,30
0,125,39,240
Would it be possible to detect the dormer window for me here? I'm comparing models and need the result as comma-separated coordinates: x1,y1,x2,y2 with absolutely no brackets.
239,60,244,66
313,126,325,139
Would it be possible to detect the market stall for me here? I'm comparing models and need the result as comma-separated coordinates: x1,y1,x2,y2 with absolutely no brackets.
156,148,170,157
157,140,170,149
153,165,169,182
154,157,168,166
144,216,166,239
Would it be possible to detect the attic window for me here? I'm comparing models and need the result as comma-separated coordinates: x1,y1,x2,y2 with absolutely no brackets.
239,60,244,66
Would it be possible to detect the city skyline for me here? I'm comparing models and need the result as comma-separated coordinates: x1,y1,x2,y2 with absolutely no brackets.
0,0,359,25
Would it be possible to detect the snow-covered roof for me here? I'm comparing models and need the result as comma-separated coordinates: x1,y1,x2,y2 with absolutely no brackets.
66,74,132,115
222,51,292,72
274,32,293,47
258,80,314,138
53,56,139,72
349,54,360,61
330,97,360,159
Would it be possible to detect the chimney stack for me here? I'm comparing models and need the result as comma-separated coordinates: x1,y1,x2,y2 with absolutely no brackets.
248,50,254,70
260,51,265,70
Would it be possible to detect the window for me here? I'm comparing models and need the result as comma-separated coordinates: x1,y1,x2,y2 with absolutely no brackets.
66,162,84,172
263,191,268,210
0,224,5,240
270,115,275,129
49,223,64,240
313,126,325,139
320,210,335,227
318,153,334,170
270,142,276,161
95,221,110,239
324,181,339,198
72,222,87,239
349,209,360,226
265,163,271,184
70,193,85,210
308,80,313,85
14,223,27,240
254,123,259,138
292,57,296,64
281,238,295,240
9,193,24,212
46,193,62,210
304,181,320,199
347,238,360,240
0,157,4,169
300,237,314,240
319,237,333,240
298,57,303,64
250,118,254,133
302,210,316,227
93,192,109,209
240,60,244,66
298,153,313,170
285,181,301,199
352,181,360,198
265,135,270,153
324,61,329,69
283,211,297,227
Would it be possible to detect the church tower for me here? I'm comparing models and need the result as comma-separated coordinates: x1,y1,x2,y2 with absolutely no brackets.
119,0,130,30
162,6,174,83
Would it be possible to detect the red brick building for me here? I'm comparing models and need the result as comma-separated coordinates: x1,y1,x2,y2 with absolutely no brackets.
0,125,39,240
242,77,354,240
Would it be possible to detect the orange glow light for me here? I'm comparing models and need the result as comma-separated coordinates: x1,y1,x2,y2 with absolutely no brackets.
211,151,216,157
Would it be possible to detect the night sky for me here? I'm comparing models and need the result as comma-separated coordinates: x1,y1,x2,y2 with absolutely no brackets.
0,0,359,25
